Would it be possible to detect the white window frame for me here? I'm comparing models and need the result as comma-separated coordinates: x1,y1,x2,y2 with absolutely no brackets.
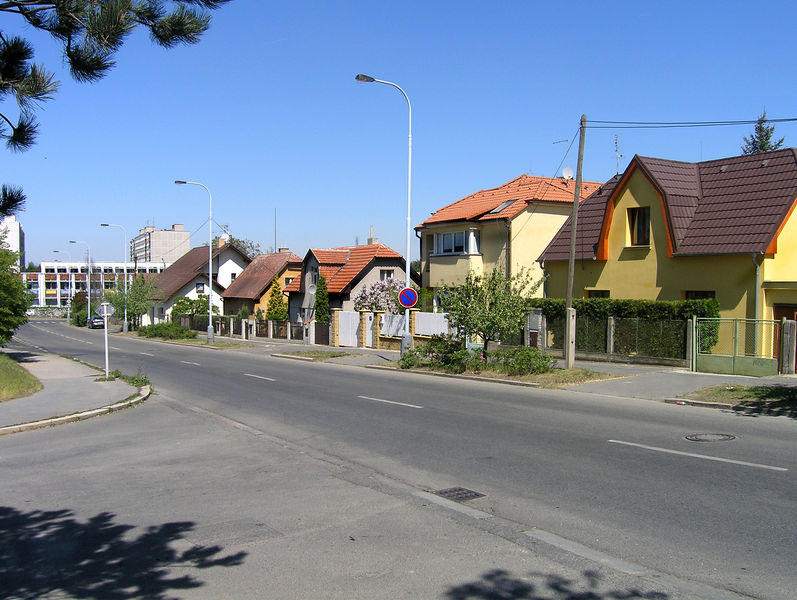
380,269,395,281
433,230,480,256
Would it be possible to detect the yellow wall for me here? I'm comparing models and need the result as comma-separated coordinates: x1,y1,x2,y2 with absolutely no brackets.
543,170,759,318
762,202,797,283
509,204,571,295
254,266,302,314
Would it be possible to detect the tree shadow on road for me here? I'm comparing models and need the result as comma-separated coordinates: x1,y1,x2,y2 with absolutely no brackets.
445,569,669,599
0,506,247,599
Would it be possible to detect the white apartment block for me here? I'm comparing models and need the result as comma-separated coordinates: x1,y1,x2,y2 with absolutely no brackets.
23,260,169,307
130,224,191,263
1,215,25,270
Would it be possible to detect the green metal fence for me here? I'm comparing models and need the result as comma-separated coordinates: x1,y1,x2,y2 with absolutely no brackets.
695,318,780,376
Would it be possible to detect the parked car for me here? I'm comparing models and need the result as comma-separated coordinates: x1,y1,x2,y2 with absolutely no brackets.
88,315,105,329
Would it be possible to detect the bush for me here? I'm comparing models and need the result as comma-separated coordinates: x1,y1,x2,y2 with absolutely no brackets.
490,346,557,376
137,322,197,340
399,349,421,369
72,308,88,327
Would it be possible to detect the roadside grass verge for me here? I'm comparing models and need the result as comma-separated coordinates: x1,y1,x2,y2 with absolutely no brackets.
682,384,797,410
285,350,351,361
0,354,43,400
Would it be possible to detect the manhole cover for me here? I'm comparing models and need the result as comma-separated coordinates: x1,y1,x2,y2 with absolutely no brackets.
434,487,486,503
684,433,736,442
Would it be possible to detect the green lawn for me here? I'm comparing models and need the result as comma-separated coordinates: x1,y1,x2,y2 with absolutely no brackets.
286,350,350,361
682,384,797,410
0,354,43,400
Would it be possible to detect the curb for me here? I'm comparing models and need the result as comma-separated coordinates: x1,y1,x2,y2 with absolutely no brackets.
663,398,734,409
0,385,152,436
366,364,540,387
271,353,314,362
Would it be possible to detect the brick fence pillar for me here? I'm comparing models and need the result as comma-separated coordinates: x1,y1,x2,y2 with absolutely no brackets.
373,311,383,350
331,309,341,347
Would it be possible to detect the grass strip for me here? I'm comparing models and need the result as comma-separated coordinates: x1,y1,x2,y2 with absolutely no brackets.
682,384,797,409
0,354,43,400
285,350,351,362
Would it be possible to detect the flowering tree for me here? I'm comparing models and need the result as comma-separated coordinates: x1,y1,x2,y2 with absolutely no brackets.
353,278,406,314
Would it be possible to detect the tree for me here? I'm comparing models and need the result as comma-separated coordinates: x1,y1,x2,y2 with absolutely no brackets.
1,1,231,197
314,274,329,323
1,185,25,217
125,274,158,328
353,277,406,314
265,277,288,321
741,111,785,154
214,233,266,259
171,294,217,316
436,269,541,348
0,233,30,343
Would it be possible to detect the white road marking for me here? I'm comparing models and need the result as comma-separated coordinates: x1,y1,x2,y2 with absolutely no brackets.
357,395,423,409
244,373,276,382
608,439,788,472
139,352,155,357
111,347,121,351
180,360,201,366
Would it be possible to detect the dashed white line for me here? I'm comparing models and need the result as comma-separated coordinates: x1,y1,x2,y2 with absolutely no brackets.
180,360,201,366
139,352,154,357
244,373,276,382
357,395,423,409
608,440,788,472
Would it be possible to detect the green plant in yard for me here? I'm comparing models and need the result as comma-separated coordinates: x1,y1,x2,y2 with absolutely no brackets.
0,353,42,399
314,275,329,323
265,277,288,321
491,346,557,376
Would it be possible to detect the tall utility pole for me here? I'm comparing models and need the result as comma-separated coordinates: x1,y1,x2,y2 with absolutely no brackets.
564,114,587,368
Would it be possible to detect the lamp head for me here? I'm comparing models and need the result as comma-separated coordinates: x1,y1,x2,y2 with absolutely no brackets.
355,74,375,83
100,223,109,227
174,180,187,185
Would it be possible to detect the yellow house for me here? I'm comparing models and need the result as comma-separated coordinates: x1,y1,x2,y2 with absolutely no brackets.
416,175,600,295
539,149,797,323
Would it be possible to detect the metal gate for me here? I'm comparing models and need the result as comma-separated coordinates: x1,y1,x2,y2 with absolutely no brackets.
338,311,359,347
695,318,780,376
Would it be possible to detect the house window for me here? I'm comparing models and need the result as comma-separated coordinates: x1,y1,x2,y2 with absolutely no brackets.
380,269,394,280
628,207,650,246
685,290,715,300
196,282,205,294
587,290,610,298
435,230,476,255
230,273,236,281
309,266,319,285
285,277,294,286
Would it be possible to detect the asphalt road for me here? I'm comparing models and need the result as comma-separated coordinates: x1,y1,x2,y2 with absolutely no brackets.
9,321,797,599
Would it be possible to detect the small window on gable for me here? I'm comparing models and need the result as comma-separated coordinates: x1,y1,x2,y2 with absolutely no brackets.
685,290,715,300
196,282,204,294
230,273,236,281
380,269,394,281
285,277,294,286
628,207,650,246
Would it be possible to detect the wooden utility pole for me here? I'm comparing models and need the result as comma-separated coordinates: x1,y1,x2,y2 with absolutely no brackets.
564,115,587,368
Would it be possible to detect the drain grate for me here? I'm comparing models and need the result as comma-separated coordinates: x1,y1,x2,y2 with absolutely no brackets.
434,487,486,503
684,433,736,442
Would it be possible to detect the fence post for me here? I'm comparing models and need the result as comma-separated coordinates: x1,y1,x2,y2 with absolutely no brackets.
564,308,576,368
607,316,615,357
267,319,273,339
781,320,796,375
331,308,341,347
286,320,292,341
373,311,383,350
357,311,367,348
686,318,693,371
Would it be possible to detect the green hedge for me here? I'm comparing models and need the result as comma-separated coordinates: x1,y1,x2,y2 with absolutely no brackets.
528,297,720,321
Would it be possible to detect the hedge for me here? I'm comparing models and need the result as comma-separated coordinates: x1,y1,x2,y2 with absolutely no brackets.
527,297,720,321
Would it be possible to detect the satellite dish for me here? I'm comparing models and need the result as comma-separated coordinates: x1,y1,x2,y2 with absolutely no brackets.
307,284,317,296
562,167,574,180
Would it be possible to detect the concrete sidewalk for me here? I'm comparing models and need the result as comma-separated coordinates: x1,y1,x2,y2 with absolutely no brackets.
0,350,143,432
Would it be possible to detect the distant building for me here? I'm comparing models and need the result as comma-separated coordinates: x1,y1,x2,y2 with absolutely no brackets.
1,215,25,270
130,224,191,263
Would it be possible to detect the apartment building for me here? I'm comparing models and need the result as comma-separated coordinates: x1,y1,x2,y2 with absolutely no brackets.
130,224,191,263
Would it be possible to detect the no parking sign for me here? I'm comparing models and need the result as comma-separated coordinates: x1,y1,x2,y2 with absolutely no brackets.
398,287,418,309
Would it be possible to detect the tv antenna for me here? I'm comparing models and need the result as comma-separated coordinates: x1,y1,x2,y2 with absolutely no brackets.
614,135,624,174
554,139,573,179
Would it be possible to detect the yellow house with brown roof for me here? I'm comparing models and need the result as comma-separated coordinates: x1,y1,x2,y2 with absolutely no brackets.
416,175,600,296
539,149,797,323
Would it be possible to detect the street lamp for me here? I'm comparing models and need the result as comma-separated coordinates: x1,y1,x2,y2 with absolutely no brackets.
174,180,215,343
355,73,413,354
101,223,129,332
69,240,91,322
53,250,72,316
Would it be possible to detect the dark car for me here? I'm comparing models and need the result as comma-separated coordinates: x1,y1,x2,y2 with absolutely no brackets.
87,315,105,329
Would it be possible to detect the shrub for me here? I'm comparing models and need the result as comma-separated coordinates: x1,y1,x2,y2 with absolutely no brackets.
490,346,557,376
137,322,197,340
72,308,88,326
399,349,421,369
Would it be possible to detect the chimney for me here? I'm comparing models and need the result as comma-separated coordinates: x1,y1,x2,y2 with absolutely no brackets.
278,247,291,253
172,224,184,231
367,226,379,245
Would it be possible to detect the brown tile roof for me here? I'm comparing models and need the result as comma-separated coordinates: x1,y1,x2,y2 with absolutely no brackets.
153,244,250,301
283,244,404,294
221,251,302,300
539,148,797,261
418,174,601,228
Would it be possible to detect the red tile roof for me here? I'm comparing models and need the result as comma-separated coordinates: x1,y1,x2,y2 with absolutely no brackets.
418,174,601,228
539,149,797,261
284,244,404,294
153,244,250,301
221,251,302,300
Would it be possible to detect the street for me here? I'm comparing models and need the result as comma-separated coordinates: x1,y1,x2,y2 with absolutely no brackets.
2,320,796,599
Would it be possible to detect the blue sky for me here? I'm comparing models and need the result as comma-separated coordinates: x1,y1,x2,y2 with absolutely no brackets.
6,0,797,265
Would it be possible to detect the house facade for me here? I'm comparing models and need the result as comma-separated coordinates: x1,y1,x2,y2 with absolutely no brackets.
145,240,250,324
415,175,599,295
221,249,302,316
284,243,408,322
538,149,797,322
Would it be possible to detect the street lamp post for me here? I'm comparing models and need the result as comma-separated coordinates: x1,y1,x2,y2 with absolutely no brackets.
355,73,413,354
174,180,215,343
101,223,129,332
53,249,72,316
69,240,91,323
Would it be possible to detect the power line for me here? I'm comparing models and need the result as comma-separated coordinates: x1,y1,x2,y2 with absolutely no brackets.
586,117,797,129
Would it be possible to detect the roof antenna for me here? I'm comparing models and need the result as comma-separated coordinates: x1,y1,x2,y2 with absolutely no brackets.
614,135,623,174
553,139,572,179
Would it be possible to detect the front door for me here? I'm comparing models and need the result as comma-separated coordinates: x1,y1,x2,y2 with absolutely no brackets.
773,305,797,371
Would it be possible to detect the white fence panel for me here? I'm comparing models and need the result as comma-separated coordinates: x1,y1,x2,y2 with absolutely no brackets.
338,311,359,347
381,314,404,337
415,312,449,336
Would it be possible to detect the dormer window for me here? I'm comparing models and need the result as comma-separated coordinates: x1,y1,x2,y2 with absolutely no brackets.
628,207,650,246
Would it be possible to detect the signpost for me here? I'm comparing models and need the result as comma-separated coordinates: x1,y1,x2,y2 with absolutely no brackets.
98,302,115,379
